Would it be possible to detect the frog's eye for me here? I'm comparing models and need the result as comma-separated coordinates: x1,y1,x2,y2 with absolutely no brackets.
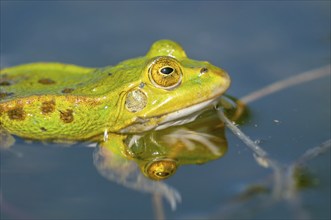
148,57,182,90
144,158,177,181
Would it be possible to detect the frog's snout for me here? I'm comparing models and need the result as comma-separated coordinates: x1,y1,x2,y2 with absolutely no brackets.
204,65,231,97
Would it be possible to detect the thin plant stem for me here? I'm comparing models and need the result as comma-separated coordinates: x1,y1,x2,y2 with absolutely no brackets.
240,65,330,104
152,193,165,220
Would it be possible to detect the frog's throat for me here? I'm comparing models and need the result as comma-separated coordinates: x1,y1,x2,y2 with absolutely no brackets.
119,97,218,133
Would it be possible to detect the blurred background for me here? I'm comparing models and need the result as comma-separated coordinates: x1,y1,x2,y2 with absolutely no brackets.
1,1,330,219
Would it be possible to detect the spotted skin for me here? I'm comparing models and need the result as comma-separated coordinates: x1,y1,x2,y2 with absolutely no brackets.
0,40,230,144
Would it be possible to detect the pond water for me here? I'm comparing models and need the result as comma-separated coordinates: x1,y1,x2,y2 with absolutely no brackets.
1,1,330,220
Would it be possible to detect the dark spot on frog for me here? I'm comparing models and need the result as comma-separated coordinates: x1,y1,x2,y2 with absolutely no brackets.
200,67,208,74
0,81,11,86
0,106,4,117
40,127,47,132
0,92,14,99
38,78,56,85
60,109,74,123
62,88,75,93
139,82,145,89
41,100,56,114
108,72,113,76
7,107,26,120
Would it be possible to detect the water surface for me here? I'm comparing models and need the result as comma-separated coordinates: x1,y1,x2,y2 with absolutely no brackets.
1,1,330,219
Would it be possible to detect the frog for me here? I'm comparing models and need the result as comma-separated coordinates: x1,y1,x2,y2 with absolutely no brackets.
0,39,239,208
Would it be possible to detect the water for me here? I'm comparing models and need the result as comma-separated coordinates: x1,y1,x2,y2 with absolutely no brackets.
1,1,330,219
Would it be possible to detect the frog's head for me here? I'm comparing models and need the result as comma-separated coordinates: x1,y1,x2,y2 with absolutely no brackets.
117,39,230,133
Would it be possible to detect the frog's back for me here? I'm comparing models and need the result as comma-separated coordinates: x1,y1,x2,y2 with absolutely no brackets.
0,62,130,141
1,62,97,101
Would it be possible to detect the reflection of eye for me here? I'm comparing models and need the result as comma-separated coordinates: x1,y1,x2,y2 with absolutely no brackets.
145,158,177,181
148,57,182,89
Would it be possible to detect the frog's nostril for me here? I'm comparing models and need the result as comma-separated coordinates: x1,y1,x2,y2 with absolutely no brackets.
200,67,208,74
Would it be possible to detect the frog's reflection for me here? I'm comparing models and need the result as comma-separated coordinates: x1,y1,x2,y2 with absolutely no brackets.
95,109,227,178
127,111,228,181
93,97,242,208
93,110,228,208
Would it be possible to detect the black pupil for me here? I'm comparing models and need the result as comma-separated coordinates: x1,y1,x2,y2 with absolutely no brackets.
156,172,169,177
160,67,173,75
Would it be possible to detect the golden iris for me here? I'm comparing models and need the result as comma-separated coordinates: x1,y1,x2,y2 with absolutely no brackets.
145,158,177,180
148,56,182,89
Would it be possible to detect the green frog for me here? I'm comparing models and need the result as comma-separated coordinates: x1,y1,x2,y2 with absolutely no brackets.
0,40,238,208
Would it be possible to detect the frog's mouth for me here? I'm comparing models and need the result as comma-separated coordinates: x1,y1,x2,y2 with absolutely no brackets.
154,98,217,130
119,97,219,134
